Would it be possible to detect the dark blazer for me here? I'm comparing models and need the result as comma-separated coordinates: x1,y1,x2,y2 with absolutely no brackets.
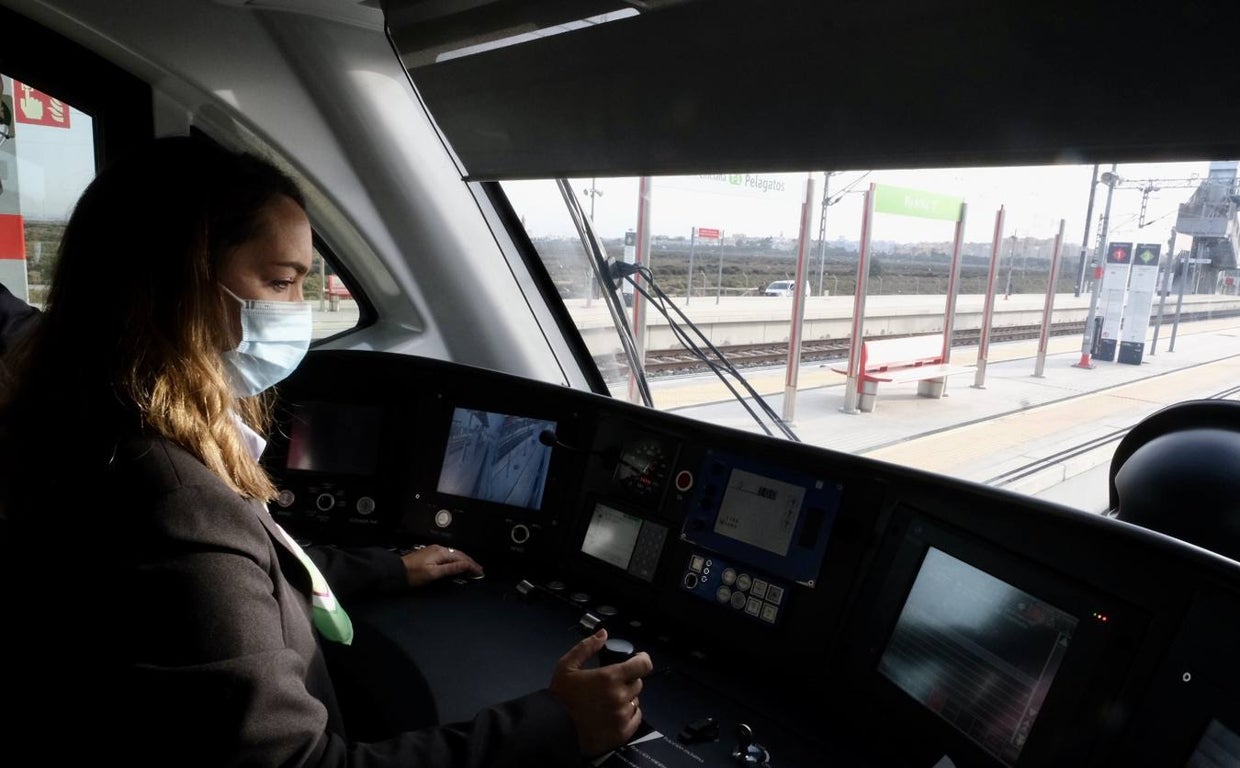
0,281,38,355
3,435,580,767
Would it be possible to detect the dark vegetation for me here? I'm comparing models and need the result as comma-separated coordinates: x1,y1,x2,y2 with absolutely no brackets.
537,236,1079,299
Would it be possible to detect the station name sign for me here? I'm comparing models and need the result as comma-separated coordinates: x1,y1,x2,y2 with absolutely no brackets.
874,184,963,222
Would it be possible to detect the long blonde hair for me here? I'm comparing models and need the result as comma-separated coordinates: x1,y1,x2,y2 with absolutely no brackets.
0,136,306,502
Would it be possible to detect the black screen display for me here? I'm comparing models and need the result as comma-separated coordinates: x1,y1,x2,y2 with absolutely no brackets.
285,401,383,476
1189,719,1240,768
436,407,555,511
878,547,1079,767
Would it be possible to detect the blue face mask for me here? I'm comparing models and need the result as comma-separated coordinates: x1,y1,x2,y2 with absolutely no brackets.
220,285,312,396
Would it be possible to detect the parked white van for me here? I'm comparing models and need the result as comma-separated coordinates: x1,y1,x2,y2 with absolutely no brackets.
763,280,810,297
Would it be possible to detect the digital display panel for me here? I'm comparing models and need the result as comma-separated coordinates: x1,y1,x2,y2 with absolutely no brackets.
878,547,1078,767
1189,719,1240,768
715,468,805,556
285,401,383,476
681,451,842,585
436,408,555,511
580,503,667,582
582,504,643,570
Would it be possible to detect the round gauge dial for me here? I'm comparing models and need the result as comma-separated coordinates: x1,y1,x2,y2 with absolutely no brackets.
614,436,672,498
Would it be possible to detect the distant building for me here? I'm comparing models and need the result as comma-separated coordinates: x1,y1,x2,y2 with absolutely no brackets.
1175,162,1240,284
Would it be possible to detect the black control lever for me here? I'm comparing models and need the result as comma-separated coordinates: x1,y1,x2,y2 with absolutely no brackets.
598,637,635,667
732,723,771,767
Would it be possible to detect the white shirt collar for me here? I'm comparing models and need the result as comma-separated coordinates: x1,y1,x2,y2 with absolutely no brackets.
231,411,267,461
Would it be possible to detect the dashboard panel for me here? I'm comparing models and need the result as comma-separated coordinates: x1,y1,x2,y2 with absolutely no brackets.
263,349,1240,768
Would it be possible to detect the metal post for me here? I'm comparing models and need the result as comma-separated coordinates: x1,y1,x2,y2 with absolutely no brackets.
318,254,326,311
1075,164,1099,297
1076,162,1118,368
1150,227,1176,354
842,184,876,414
974,206,1006,388
583,179,601,307
626,177,652,404
817,171,832,297
941,203,968,363
783,175,814,423
715,232,724,305
1004,233,1016,297
1034,219,1066,377
686,227,697,305
1170,247,1188,352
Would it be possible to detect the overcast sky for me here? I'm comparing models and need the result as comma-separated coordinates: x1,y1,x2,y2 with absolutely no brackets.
503,159,1224,256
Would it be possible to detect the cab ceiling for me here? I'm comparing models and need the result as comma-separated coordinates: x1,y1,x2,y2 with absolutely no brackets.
382,0,1240,179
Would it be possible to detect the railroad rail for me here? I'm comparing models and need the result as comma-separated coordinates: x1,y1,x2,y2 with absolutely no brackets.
635,307,1240,376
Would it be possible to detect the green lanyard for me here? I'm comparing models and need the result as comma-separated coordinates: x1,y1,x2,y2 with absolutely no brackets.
275,524,354,645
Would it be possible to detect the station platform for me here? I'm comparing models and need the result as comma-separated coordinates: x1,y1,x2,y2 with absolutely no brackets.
653,313,1240,514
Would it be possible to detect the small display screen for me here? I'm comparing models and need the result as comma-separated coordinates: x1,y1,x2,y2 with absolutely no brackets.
581,503,667,582
436,407,555,511
1189,719,1240,768
582,504,643,570
681,451,841,585
285,401,383,476
878,547,1078,767
715,468,805,556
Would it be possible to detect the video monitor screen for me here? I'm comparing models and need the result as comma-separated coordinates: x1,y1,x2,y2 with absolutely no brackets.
878,547,1079,767
436,407,555,511
1189,719,1240,768
285,401,384,476
580,503,667,582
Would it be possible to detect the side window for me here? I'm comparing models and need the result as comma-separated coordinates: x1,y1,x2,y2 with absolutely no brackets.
0,70,359,342
0,73,95,308
309,248,360,341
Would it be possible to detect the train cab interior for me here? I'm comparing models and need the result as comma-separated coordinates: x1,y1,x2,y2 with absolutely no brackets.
1,1,1240,766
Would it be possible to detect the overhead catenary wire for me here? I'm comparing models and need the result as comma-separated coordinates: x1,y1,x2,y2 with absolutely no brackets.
555,178,654,407
622,263,801,442
626,273,773,437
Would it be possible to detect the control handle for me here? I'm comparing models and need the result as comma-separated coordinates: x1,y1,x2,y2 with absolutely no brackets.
598,637,635,667
732,723,771,767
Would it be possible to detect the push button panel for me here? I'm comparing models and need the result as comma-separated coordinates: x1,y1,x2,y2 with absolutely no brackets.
679,550,789,626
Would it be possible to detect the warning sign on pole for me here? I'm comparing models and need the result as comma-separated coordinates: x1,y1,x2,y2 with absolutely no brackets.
1118,243,1161,365
1095,242,1133,363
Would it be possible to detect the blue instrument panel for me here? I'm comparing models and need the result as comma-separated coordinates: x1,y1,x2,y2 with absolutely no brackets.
680,449,843,587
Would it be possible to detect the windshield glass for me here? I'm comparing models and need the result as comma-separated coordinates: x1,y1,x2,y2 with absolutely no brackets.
503,160,1239,514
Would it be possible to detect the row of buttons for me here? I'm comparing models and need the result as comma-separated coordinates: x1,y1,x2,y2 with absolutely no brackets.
686,553,786,625
275,488,376,516
434,508,531,544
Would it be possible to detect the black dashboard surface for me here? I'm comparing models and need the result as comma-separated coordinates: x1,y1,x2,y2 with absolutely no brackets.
264,350,1240,768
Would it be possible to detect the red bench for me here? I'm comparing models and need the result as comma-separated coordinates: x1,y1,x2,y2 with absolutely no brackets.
831,334,974,412
325,274,352,299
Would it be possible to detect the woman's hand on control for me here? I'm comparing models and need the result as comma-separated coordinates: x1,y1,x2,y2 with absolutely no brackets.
400,544,484,587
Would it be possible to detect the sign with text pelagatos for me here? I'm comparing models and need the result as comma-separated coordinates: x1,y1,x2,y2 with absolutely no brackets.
696,227,721,239
13,81,70,128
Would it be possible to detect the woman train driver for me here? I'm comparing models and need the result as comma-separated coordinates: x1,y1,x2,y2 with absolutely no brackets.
0,135,651,766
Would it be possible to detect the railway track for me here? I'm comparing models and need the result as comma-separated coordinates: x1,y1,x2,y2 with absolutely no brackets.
637,307,1240,376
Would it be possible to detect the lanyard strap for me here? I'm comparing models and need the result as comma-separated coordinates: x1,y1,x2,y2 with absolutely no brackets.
275,525,354,645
